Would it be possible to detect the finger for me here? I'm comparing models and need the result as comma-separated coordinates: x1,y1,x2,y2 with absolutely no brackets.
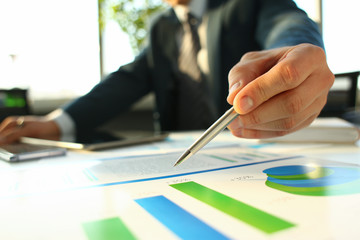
232,73,330,130
0,116,26,144
233,45,326,115
0,127,29,144
0,116,35,144
229,114,318,139
228,93,326,133
0,116,21,132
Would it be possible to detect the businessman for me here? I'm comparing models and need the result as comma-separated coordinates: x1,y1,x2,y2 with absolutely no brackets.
0,0,334,144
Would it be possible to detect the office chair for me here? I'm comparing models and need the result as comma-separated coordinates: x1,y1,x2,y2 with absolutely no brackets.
320,71,359,116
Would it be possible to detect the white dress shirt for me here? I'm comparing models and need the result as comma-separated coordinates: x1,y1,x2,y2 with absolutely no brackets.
173,0,209,75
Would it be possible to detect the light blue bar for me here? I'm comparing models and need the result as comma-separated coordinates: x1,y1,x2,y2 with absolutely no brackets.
83,168,98,181
135,195,229,240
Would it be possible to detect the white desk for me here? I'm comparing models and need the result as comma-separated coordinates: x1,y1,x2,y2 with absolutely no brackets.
0,131,359,240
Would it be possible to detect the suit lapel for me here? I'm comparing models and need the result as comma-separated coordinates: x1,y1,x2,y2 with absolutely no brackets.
160,9,181,66
206,0,226,112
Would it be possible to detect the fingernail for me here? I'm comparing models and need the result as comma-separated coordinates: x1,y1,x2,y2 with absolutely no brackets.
229,81,243,94
240,96,253,112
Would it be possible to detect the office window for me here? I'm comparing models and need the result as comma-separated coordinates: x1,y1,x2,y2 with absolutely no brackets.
100,0,166,75
322,0,360,74
101,20,134,76
0,0,101,112
2,0,359,113
293,0,321,24
294,0,360,74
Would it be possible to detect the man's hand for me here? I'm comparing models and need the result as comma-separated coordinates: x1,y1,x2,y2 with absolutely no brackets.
227,43,334,139
0,116,60,145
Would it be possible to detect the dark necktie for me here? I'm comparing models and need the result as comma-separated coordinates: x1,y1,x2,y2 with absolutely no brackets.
175,12,216,130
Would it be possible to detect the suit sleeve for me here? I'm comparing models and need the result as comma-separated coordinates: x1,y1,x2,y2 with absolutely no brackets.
256,0,324,49
62,50,153,139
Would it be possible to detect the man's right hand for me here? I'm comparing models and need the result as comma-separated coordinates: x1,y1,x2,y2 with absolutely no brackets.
0,116,61,145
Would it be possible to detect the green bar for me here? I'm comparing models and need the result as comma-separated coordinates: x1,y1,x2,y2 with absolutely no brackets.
82,217,136,240
170,181,295,234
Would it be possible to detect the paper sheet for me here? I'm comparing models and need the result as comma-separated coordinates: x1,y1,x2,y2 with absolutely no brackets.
0,151,359,240
0,132,359,239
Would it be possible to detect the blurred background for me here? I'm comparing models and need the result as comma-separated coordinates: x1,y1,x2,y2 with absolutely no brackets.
0,0,359,127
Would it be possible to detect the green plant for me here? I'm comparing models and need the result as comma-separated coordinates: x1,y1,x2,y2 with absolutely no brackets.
99,0,167,54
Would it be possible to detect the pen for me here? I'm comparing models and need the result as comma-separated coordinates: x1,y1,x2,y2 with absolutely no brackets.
174,106,239,166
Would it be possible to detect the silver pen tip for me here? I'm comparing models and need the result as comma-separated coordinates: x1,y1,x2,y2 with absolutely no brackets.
174,149,192,167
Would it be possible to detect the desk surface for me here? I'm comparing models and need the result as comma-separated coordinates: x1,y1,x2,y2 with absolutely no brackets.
0,131,359,240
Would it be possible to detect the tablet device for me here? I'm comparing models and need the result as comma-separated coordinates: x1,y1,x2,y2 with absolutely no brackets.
20,131,169,151
0,143,67,162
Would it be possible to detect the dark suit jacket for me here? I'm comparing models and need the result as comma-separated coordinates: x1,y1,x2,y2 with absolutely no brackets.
64,0,323,138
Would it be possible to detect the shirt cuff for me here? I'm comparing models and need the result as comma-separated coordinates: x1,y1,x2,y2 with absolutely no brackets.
46,109,76,142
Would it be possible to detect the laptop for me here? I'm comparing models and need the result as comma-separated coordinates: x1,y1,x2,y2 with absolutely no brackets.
20,130,169,151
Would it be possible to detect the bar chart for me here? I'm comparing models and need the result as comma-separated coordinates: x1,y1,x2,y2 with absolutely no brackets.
1,144,359,239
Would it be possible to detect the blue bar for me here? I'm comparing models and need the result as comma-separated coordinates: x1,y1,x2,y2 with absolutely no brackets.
135,195,229,240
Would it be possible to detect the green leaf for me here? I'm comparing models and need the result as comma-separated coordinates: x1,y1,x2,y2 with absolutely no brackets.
99,0,167,54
